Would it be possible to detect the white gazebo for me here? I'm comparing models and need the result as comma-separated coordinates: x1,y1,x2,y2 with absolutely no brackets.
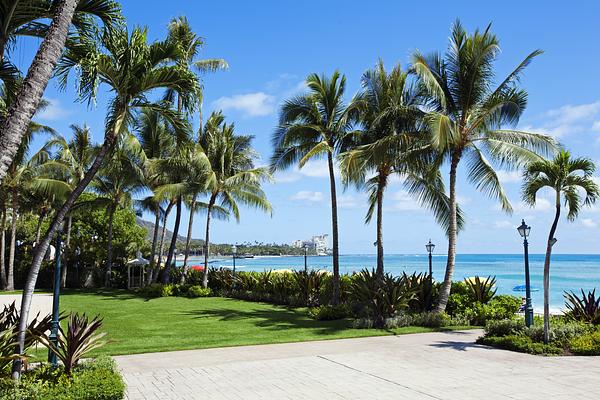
127,253,149,289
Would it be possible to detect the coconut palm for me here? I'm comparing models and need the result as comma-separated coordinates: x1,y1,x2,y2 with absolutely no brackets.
271,71,359,304
45,124,95,286
411,20,557,312
14,26,197,375
0,0,121,184
522,151,599,343
93,139,144,287
200,112,272,288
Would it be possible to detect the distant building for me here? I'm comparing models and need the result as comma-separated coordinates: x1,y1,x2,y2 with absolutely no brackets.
291,234,329,255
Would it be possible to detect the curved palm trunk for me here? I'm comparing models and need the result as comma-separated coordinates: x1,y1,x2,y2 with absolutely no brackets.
154,201,174,283
12,122,121,378
436,151,460,312
146,207,161,285
375,171,387,277
105,204,116,287
163,197,182,283
181,196,197,284
327,151,340,305
543,192,561,344
60,214,72,288
34,210,47,244
0,0,79,183
0,208,7,289
202,193,217,289
7,188,18,291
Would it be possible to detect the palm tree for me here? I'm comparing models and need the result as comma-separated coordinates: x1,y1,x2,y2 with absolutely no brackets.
46,124,95,286
340,61,428,276
271,71,360,304
14,26,197,376
200,112,272,288
0,0,121,184
93,140,144,287
522,151,599,343
411,21,557,312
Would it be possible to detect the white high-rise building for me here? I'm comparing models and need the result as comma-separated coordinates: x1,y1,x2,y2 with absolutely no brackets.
290,234,329,255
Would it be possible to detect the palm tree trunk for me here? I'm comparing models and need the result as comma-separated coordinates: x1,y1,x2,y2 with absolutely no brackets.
375,171,386,277
34,211,46,244
7,188,18,291
155,200,174,283
181,196,197,284
105,205,116,287
0,208,7,289
543,191,561,344
163,196,182,283
202,193,217,288
327,151,340,305
147,207,161,285
60,214,72,288
436,151,460,312
12,120,121,378
0,0,79,183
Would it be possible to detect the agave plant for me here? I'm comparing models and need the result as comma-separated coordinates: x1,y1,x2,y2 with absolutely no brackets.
403,272,438,312
465,276,497,303
564,289,600,325
40,313,107,375
293,270,326,307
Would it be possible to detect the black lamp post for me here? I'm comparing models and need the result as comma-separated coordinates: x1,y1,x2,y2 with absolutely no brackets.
303,244,308,272
517,219,534,327
48,228,63,366
425,239,435,277
232,245,237,288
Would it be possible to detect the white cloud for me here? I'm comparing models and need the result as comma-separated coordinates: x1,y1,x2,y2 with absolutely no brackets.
388,190,422,211
212,92,275,117
338,195,361,209
514,197,552,212
36,98,71,121
290,190,323,203
582,218,598,228
496,170,522,184
273,172,301,184
521,100,600,139
297,159,340,179
494,220,513,229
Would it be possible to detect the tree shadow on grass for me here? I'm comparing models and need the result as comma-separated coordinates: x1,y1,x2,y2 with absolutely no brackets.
63,289,140,301
181,305,356,335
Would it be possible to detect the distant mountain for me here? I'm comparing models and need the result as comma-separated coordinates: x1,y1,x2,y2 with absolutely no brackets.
136,217,205,248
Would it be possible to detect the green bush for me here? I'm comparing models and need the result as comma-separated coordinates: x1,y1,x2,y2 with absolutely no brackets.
307,304,349,321
462,295,521,325
484,318,525,337
446,293,471,316
410,312,452,328
569,330,600,355
477,335,562,355
0,356,125,400
140,283,173,298
525,321,593,346
187,286,212,298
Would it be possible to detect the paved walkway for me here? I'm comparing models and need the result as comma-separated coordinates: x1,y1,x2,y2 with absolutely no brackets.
115,330,600,400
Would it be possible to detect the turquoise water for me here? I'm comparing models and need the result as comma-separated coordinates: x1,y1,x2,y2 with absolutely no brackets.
179,254,600,311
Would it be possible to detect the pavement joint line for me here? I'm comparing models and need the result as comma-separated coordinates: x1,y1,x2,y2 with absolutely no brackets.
315,355,443,400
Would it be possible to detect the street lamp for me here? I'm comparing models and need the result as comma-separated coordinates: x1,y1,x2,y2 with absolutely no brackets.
425,239,435,277
231,245,237,289
48,227,63,366
302,244,308,272
517,219,534,327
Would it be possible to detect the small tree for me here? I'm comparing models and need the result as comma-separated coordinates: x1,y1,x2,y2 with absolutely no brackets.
522,150,599,343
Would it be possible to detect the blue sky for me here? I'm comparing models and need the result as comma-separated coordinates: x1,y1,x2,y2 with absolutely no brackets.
17,1,600,254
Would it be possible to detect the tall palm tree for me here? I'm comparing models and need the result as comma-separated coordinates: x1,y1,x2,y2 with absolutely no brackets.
271,71,359,304
0,0,121,184
93,139,144,287
522,151,599,343
46,124,95,286
14,26,197,376
411,21,557,312
200,112,272,288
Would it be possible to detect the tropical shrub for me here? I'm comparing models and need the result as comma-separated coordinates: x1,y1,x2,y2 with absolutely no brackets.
307,304,349,321
569,330,600,355
410,312,452,328
294,270,326,307
39,314,107,375
0,356,125,400
140,283,174,298
403,272,438,312
564,289,600,325
187,286,212,298
524,321,592,346
461,295,521,325
477,334,562,355
465,276,497,303
484,319,525,337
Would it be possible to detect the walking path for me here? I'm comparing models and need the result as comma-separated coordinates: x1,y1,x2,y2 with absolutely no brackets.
115,330,600,400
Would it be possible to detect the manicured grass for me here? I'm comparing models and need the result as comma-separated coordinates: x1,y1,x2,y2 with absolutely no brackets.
53,289,471,356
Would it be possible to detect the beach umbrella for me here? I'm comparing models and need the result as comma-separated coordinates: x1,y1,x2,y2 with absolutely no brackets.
513,284,540,292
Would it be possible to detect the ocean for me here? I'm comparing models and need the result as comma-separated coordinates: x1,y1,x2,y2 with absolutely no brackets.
178,254,600,312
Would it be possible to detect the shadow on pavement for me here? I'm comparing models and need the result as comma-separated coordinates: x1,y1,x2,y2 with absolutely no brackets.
429,340,490,351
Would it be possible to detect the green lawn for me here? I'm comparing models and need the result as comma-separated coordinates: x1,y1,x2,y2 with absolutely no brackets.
49,290,471,356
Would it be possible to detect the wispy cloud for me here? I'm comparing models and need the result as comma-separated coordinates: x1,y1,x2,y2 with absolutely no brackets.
36,98,71,121
388,190,422,211
582,218,598,228
494,220,513,229
338,195,362,209
521,100,600,138
496,170,522,184
290,190,324,203
212,92,276,117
